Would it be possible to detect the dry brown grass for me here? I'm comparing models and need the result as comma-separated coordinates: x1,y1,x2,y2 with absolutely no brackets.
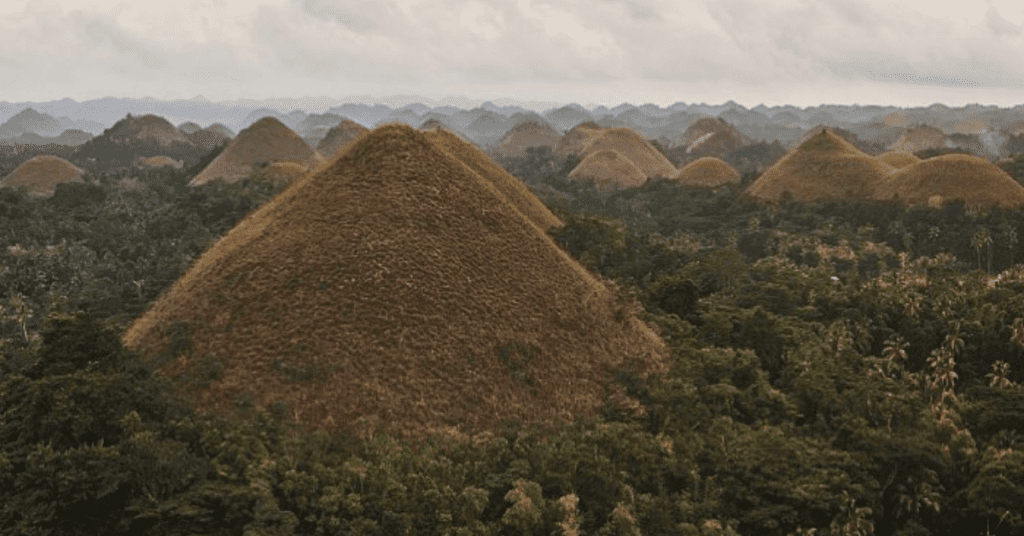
0,155,84,197
554,121,605,157
109,114,193,146
316,119,368,160
672,157,740,187
422,128,562,230
496,120,561,158
581,127,677,179
889,125,948,153
746,129,895,202
139,156,184,169
671,117,750,156
263,162,309,183
189,117,322,186
569,150,647,188
877,150,921,169
123,123,667,439
873,153,1024,208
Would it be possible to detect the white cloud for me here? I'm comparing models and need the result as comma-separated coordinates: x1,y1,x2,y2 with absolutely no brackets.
0,0,1022,105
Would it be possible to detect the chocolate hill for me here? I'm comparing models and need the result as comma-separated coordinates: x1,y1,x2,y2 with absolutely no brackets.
316,119,368,160
123,124,666,438
569,150,647,188
746,129,895,203
671,117,751,157
555,121,605,157
495,120,561,158
178,122,202,135
421,127,562,230
0,155,84,197
189,117,322,186
186,126,232,152
138,156,184,169
581,127,677,179
889,125,949,153
672,157,741,188
878,150,921,169
873,154,1024,208
106,114,194,146
207,123,235,138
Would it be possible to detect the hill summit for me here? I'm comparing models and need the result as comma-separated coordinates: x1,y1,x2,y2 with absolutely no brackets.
124,124,666,438
581,127,677,179
672,157,741,188
746,129,895,202
0,155,85,197
106,114,194,146
316,119,368,160
189,117,322,186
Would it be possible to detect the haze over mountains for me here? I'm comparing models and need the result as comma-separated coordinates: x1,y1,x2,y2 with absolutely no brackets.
3,96,1024,161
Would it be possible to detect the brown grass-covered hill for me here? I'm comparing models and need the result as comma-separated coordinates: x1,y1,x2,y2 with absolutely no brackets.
178,122,202,135
138,156,184,169
878,150,921,169
746,129,895,203
873,153,1024,208
207,123,235,139
0,155,84,197
889,125,949,153
419,118,456,134
671,116,752,157
106,114,195,147
581,127,677,179
554,121,606,157
495,120,562,158
422,127,562,230
186,126,232,153
316,119,369,160
672,157,741,188
123,124,667,439
569,150,647,188
189,117,323,186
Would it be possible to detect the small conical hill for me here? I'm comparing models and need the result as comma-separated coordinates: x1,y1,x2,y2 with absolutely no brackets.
178,122,202,135
422,128,562,230
672,157,741,188
495,120,561,158
124,124,666,438
581,127,677,179
873,153,1024,208
889,125,948,153
107,114,194,146
316,119,369,160
555,121,606,157
671,117,751,157
569,150,647,188
878,150,921,169
189,117,322,186
746,129,895,202
0,155,84,197
139,156,184,169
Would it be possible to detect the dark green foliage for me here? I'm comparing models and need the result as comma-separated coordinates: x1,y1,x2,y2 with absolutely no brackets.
48,181,107,211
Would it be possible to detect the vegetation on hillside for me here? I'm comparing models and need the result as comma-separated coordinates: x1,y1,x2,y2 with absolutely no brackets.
2,142,1024,534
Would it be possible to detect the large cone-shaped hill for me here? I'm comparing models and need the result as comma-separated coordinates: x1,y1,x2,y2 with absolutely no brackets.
555,121,606,157
569,150,647,188
873,154,1024,208
581,128,677,179
189,117,323,186
495,120,561,158
746,129,895,202
124,124,666,438
106,114,194,146
316,119,369,160
0,155,84,197
422,127,562,230
878,150,921,169
672,157,741,188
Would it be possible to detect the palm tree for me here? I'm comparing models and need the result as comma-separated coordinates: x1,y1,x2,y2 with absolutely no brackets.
972,227,992,273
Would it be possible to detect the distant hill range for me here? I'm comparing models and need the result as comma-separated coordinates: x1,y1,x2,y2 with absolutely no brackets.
4,96,1024,168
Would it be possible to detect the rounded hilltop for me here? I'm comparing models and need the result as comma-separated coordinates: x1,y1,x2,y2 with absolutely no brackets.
1,155,85,197
189,117,322,186
873,153,1024,208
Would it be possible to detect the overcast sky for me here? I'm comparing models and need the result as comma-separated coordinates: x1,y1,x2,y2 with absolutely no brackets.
2,0,1023,109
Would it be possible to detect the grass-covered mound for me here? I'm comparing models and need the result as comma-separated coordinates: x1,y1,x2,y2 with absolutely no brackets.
189,117,322,186
0,155,84,197
124,123,666,439
874,153,1024,208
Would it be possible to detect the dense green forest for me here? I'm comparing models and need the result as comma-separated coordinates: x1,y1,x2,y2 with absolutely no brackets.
2,141,1023,535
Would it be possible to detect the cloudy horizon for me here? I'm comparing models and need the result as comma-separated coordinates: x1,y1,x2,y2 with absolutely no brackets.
2,0,1023,109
